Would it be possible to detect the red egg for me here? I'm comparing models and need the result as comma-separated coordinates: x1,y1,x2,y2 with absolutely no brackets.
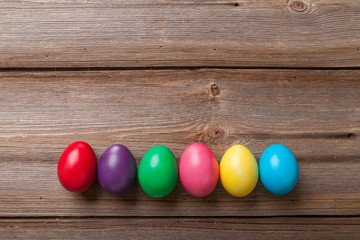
57,141,97,192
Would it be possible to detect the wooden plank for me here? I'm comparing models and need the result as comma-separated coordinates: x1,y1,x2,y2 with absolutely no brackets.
0,69,359,217
0,0,359,68
0,217,359,239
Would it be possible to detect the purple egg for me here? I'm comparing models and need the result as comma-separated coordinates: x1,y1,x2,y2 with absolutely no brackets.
98,144,137,195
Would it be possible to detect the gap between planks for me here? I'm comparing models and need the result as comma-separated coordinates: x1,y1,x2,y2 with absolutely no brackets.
0,66,360,72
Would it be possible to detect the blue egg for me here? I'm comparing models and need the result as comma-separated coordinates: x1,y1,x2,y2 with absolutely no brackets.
259,144,299,195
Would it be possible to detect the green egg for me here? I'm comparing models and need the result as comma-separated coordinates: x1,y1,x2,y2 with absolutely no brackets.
138,145,178,198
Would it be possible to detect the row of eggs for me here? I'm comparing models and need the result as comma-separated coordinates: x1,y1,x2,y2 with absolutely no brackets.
57,142,299,198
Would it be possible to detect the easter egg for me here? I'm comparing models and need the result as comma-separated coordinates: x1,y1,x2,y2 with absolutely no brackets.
98,144,137,195
57,141,97,193
179,143,219,197
220,145,258,197
138,146,178,198
259,144,299,195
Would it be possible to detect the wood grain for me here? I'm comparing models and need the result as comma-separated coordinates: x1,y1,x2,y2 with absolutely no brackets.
0,0,359,68
0,69,358,217
1,217,360,240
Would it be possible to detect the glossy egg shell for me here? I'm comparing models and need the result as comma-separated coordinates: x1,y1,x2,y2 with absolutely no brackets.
57,141,97,193
259,144,299,195
220,145,258,197
179,143,219,197
138,145,178,198
98,144,137,195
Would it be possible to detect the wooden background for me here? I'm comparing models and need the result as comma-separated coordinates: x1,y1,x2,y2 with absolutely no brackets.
0,0,359,239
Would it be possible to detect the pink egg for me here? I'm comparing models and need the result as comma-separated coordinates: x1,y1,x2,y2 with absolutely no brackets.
179,143,219,197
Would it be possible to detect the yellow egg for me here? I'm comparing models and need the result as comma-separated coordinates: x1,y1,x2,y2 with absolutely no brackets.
220,145,258,197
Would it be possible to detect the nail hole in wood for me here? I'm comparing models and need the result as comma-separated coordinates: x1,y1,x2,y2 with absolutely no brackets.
348,133,355,139
234,2,239,7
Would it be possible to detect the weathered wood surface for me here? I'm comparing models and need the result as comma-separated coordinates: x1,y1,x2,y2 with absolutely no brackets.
0,69,358,217
1,0,360,68
1,217,360,240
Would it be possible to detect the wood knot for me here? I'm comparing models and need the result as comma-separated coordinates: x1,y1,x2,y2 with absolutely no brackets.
289,0,308,12
208,126,225,140
210,83,220,96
